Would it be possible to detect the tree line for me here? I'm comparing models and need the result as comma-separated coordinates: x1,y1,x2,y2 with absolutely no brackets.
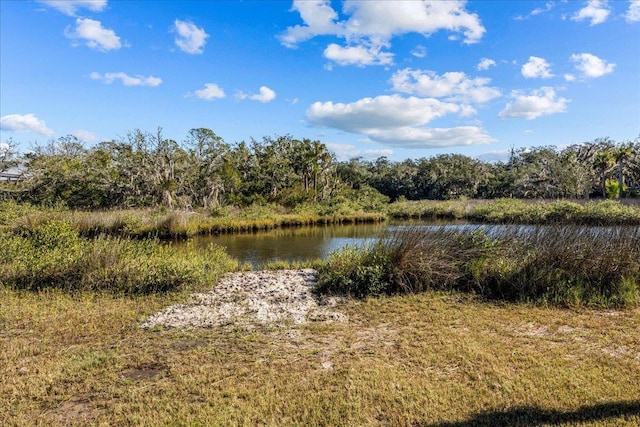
1,129,638,209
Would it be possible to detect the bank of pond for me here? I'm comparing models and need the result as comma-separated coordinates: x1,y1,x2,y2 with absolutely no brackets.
1,199,638,309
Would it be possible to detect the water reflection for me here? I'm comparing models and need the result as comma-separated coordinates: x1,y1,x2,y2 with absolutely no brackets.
188,222,387,267
183,221,639,267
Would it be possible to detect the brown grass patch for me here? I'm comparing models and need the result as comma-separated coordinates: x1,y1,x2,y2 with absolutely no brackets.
1,288,639,426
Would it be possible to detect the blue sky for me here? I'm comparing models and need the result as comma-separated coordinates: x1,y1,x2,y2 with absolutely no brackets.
1,0,639,161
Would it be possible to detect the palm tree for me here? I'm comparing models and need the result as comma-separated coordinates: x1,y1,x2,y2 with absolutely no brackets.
593,151,615,198
614,145,633,198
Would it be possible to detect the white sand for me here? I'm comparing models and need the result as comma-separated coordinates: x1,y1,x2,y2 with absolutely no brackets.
141,269,347,329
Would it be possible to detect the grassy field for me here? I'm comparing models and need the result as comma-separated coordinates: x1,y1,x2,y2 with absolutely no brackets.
1,289,639,426
1,200,639,425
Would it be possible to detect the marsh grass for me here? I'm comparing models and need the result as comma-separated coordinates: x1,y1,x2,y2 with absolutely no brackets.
390,198,640,225
0,201,386,240
317,224,640,307
1,289,638,426
0,220,238,294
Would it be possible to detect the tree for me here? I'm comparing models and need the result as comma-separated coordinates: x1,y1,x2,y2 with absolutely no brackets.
184,128,229,208
614,144,633,198
593,151,615,198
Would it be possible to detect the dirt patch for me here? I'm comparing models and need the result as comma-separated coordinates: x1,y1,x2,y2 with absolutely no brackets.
47,396,95,426
120,363,167,381
141,269,347,329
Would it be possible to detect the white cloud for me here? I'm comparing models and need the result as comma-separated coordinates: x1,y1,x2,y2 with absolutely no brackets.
307,95,463,133
38,0,108,16
325,143,393,160
306,94,492,148
570,53,615,78
65,18,121,51
627,1,640,22
72,129,97,143
531,2,555,16
90,72,162,87
367,126,495,148
237,86,276,103
0,114,55,137
173,20,208,54
477,58,496,71
339,1,485,44
515,1,556,20
571,0,610,25
411,45,427,58
323,43,394,67
521,56,554,79
191,83,226,100
564,73,576,81
280,0,485,67
279,0,341,47
390,68,501,104
499,87,569,120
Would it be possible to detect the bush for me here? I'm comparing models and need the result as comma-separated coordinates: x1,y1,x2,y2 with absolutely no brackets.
316,224,640,307
316,242,392,298
0,220,238,294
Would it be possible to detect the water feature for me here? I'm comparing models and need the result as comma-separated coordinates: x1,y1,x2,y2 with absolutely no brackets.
182,221,640,267
186,221,387,267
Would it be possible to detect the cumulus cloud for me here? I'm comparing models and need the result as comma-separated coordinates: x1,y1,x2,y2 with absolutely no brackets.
280,0,485,67
0,113,55,137
324,43,394,67
390,68,501,104
307,95,463,133
237,86,276,103
366,126,495,148
190,83,226,100
72,129,98,143
90,72,162,86
477,58,496,71
499,87,569,120
571,0,610,25
65,18,121,51
570,53,615,78
38,0,108,16
173,20,208,54
521,56,554,79
306,94,492,148
627,1,640,22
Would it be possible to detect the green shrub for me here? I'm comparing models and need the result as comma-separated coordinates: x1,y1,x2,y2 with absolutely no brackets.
0,220,238,294
316,242,392,298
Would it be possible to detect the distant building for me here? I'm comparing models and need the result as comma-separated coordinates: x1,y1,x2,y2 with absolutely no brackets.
0,165,28,183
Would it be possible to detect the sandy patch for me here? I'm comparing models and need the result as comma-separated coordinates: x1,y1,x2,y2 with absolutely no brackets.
141,269,347,329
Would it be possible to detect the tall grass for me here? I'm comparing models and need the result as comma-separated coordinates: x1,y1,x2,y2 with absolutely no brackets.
0,220,238,294
390,198,640,225
0,201,386,240
317,224,640,307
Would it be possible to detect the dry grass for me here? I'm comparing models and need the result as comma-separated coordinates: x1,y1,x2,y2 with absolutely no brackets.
2,288,639,426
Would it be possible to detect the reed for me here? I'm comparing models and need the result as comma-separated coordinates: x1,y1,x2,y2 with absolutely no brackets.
317,224,640,307
390,198,640,225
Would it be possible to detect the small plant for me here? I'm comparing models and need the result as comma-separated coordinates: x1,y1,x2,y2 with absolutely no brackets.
605,180,621,199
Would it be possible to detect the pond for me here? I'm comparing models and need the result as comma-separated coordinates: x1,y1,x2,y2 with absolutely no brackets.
181,221,640,268
183,220,472,267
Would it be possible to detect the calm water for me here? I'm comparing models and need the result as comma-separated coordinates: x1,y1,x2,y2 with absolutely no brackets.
181,221,640,267
184,220,469,267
